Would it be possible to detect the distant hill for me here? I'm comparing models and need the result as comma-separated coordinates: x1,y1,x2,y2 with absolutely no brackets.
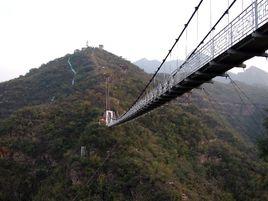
134,58,183,74
134,58,268,88
231,66,268,87
214,66,268,87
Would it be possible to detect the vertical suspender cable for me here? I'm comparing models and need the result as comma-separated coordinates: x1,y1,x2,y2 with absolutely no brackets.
210,0,212,31
210,0,213,57
169,52,172,74
105,77,110,111
228,0,230,23
105,77,108,111
197,8,199,43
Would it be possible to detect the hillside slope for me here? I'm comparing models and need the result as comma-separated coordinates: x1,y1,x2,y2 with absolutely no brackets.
189,82,268,142
0,47,267,201
0,48,147,119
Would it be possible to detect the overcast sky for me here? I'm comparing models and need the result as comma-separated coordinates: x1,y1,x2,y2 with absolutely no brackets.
1,0,267,82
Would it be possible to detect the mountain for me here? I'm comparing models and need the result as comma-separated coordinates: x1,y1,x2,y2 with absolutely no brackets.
212,66,268,87
0,49,147,119
0,47,267,201
134,58,183,74
134,58,161,73
232,66,268,87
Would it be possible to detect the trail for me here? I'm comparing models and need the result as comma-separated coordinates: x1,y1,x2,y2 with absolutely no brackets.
67,57,77,85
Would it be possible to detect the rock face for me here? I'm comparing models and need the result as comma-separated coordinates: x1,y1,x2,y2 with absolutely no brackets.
0,47,267,201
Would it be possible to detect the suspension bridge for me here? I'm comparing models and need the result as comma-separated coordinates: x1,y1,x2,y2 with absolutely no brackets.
106,0,268,127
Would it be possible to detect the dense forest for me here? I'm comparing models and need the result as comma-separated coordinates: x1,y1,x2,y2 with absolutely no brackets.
0,47,267,201
258,118,268,162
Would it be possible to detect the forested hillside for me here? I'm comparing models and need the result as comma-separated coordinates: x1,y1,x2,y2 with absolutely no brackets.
258,118,268,162
0,47,267,201
184,82,268,143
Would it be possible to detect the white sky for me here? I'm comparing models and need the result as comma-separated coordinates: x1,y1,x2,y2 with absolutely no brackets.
0,0,267,82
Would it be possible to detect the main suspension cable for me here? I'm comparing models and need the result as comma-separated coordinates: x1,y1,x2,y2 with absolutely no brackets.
125,0,205,113
228,75,266,135
227,74,266,117
173,0,238,74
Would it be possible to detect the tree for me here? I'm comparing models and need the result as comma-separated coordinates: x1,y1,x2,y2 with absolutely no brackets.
258,118,268,161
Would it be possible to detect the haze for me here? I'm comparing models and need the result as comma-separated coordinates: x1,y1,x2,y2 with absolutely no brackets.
1,0,267,82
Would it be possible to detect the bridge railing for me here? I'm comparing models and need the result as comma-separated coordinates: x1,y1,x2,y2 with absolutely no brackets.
171,0,268,88
109,0,268,126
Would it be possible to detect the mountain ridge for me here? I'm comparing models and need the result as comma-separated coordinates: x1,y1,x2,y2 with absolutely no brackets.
232,66,268,86
134,58,183,74
0,47,267,201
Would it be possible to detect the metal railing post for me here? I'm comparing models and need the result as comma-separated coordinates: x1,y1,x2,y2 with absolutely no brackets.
211,31,215,58
255,0,259,30
230,23,233,47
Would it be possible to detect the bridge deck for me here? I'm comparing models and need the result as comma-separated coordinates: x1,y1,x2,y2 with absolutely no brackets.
109,0,268,127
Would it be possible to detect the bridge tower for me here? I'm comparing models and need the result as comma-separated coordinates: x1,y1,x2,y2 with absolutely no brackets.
104,77,115,126
105,110,115,126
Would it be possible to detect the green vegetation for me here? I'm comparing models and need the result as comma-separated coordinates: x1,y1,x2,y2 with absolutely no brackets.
258,118,268,162
0,47,267,201
190,82,268,143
